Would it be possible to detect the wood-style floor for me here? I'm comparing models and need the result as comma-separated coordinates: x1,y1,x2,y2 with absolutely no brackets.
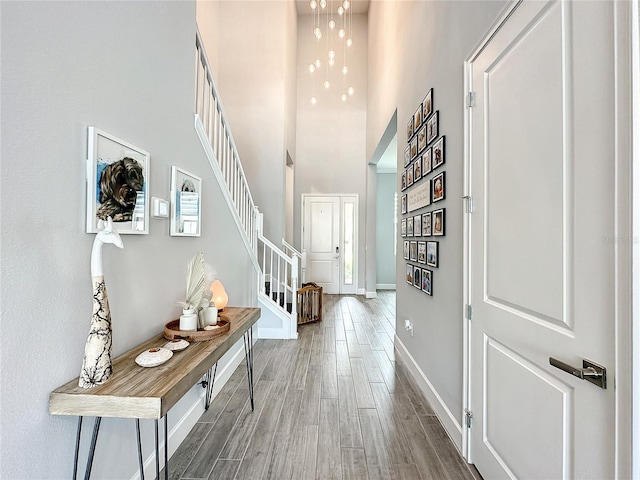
167,292,481,480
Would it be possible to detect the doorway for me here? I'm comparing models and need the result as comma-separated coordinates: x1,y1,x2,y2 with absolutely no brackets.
302,194,358,294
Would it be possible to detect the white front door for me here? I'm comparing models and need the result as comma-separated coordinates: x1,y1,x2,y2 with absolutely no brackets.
467,1,624,478
303,195,358,294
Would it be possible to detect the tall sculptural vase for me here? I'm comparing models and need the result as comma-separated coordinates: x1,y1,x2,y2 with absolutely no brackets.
78,276,113,388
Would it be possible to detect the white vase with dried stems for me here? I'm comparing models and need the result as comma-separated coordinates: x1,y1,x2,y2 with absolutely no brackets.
178,252,215,331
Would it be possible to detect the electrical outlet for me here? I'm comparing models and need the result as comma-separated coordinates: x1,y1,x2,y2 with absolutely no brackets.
404,319,414,336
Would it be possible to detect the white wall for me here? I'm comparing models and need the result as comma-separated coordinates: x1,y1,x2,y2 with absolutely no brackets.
294,12,368,291
206,0,297,244
0,2,256,478
367,0,506,438
376,172,396,287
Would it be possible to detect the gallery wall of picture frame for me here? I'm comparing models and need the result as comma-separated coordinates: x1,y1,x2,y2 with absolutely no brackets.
401,88,447,297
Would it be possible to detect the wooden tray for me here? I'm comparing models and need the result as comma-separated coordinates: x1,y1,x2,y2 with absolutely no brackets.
163,318,230,342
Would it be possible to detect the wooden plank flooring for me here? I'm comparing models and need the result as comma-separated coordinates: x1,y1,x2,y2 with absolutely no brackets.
167,292,481,480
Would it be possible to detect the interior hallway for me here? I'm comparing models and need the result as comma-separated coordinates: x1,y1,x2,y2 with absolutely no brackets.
167,292,481,479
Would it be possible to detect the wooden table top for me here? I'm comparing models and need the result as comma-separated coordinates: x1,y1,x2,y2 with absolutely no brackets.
49,307,261,419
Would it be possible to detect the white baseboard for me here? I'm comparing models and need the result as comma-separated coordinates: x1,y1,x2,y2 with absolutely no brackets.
130,341,246,480
365,291,378,299
376,284,396,290
394,335,463,453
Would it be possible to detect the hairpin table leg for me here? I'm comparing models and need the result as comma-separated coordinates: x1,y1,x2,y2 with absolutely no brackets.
84,417,102,480
73,416,83,480
200,363,218,410
243,327,254,411
135,419,144,480
164,415,168,480
154,419,159,480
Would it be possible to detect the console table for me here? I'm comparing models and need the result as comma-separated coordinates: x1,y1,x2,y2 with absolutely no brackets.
49,306,261,480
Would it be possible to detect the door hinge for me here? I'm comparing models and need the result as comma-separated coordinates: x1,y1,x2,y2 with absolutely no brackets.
466,91,476,108
464,409,473,428
463,195,474,213
466,304,472,320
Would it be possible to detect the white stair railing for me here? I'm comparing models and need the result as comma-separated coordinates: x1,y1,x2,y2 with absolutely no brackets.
194,29,298,334
282,239,305,285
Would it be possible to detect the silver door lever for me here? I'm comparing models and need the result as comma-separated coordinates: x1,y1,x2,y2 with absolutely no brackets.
549,357,607,389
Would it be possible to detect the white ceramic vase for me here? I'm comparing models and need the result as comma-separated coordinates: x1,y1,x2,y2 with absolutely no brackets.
201,305,219,326
179,309,198,331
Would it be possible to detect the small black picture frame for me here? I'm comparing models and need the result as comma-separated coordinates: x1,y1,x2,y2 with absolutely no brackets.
414,265,422,289
422,147,432,175
401,194,407,214
413,157,422,181
422,88,433,121
406,166,414,187
404,145,411,167
432,171,445,203
401,171,407,191
413,214,421,237
422,268,433,295
407,216,414,236
414,106,422,132
410,137,418,159
417,241,426,264
410,241,418,262
403,240,409,260
433,208,445,236
426,110,439,145
432,135,445,170
427,241,439,267
422,212,431,236
406,264,413,284
407,119,414,142
401,218,407,237
417,124,427,153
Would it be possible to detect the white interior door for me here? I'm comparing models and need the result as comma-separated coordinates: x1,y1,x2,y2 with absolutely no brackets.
303,196,341,294
303,195,358,294
467,1,619,478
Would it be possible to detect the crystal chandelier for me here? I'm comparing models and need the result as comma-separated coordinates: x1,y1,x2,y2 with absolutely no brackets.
308,0,355,105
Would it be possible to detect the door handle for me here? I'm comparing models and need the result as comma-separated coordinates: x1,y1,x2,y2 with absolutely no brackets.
335,246,340,259
549,357,607,389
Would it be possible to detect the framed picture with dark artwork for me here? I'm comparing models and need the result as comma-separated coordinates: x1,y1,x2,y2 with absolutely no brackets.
410,241,418,262
417,125,427,153
422,212,432,236
422,147,432,175
401,218,407,237
422,89,433,120
417,241,426,264
426,110,439,145
86,127,150,235
432,135,445,170
413,265,421,289
401,194,407,214
401,171,407,191
403,240,409,260
427,241,439,267
432,171,445,203
170,166,202,237
422,268,433,295
404,145,411,167
407,216,414,236
407,264,413,284
433,208,445,236
413,214,422,237
414,157,422,181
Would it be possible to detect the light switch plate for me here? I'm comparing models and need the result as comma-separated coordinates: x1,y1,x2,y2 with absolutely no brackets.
152,197,169,218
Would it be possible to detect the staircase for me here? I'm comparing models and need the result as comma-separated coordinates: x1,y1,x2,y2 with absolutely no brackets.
193,30,299,339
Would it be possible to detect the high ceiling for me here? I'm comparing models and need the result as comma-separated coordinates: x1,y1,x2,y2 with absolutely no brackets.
296,0,370,15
